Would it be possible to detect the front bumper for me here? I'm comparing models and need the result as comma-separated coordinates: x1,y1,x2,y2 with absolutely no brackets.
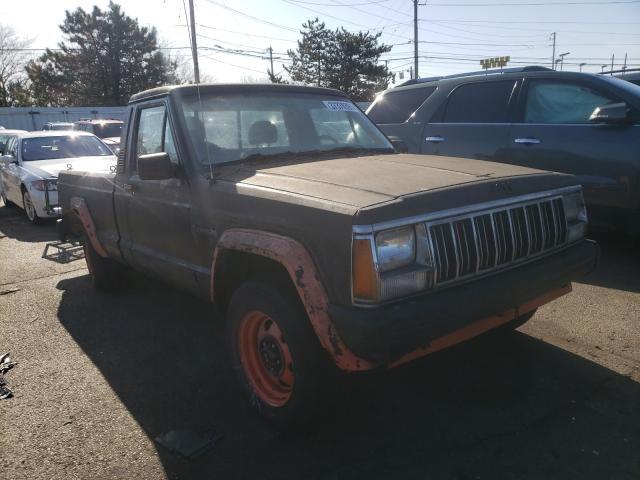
30,186,60,217
329,239,599,364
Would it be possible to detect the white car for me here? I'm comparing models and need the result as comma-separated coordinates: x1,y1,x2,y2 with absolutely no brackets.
0,131,116,224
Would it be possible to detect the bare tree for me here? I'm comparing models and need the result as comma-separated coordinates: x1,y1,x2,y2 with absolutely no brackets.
0,25,33,106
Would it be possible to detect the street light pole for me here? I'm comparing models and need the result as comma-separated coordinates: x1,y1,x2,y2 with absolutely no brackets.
550,32,556,69
579,62,587,72
558,52,570,71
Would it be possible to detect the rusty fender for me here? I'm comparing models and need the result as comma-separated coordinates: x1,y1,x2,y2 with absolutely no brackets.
210,228,376,372
69,196,108,258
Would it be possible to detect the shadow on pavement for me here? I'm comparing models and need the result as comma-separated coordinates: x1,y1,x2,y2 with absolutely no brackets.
0,204,58,243
575,230,640,293
56,272,640,479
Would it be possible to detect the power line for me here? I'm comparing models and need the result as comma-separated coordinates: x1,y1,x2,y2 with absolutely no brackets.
288,0,392,5
202,0,300,32
417,0,640,5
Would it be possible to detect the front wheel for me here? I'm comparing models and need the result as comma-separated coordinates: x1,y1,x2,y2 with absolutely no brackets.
22,190,42,225
227,282,331,428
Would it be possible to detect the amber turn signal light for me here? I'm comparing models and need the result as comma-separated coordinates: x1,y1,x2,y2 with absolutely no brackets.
352,238,378,301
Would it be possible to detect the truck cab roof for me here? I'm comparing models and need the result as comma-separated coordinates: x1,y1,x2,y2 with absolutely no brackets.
129,83,349,104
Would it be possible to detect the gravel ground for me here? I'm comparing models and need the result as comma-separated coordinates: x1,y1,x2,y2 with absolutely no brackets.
1,202,639,480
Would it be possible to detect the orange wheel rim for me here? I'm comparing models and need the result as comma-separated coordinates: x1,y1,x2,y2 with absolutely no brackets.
237,311,294,407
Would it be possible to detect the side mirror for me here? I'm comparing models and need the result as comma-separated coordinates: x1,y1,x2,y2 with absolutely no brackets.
589,102,630,124
0,155,16,167
388,136,409,153
138,152,174,180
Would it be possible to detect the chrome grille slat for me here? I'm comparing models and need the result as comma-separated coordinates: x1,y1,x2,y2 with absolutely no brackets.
426,196,568,287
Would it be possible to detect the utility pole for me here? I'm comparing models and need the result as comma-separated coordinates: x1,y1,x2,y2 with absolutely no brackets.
268,46,274,75
413,0,419,79
550,32,556,70
317,60,321,86
623,53,628,72
188,0,200,83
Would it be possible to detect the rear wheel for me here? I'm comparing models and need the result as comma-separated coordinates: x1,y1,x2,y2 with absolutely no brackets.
227,282,332,428
83,235,123,292
22,190,42,225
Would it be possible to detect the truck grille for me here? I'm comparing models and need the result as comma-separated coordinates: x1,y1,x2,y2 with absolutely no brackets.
427,197,567,285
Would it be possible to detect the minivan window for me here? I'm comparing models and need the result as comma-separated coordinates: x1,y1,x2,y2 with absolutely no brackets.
525,81,619,124
367,86,436,124
443,81,515,123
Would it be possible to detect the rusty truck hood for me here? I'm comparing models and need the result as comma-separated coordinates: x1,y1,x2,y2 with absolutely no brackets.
219,153,575,214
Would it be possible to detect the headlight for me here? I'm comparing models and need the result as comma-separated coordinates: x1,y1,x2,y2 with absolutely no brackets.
375,226,415,272
31,180,57,191
563,190,587,243
353,225,432,303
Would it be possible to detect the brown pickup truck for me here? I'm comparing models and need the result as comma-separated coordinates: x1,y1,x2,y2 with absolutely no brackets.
58,84,598,427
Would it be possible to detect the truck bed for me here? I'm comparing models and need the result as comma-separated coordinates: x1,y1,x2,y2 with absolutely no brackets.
58,171,121,259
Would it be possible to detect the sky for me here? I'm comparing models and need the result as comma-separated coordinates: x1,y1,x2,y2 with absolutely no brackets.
2,0,640,84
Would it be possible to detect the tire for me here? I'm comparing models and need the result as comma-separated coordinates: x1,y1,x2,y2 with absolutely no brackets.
226,281,332,428
82,235,123,292
22,190,42,225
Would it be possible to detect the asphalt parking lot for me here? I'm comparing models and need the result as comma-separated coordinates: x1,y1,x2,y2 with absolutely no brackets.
1,202,639,480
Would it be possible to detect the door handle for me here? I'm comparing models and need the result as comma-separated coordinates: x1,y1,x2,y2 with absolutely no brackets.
514,137,541,145
425,136,445,143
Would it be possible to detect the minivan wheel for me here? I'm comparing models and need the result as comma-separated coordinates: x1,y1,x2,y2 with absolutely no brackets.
227,282,331,428
22,190,42,225
82,235,123,291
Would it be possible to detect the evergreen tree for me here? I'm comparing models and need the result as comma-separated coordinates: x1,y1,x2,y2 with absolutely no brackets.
26,2,177,106
285,18,392,100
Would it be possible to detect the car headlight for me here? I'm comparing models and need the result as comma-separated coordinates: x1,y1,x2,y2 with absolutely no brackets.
563,190,587,243
353,225,432,303
375,226,415,272
31,180,57,191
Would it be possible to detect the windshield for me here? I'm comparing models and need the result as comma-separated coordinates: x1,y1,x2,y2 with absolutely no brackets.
49,123,73,131
178,93,393,165
92,122,123,138
598,75,640,97
22,135,113,161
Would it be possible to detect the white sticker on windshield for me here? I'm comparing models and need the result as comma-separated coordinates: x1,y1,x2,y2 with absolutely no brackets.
323,100,359,112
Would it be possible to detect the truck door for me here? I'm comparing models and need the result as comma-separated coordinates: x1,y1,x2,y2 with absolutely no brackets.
506,77,640,211
117,101,201,293
421,80,518,163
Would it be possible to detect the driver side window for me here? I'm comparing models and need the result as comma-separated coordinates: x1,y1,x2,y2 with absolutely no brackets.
134,104,179,171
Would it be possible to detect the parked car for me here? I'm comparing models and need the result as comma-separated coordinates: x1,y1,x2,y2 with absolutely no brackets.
0,129,27,155
73,119,123,155
0,131,116,224
367,66,640,235
58,83,597,427
42,122,74,131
